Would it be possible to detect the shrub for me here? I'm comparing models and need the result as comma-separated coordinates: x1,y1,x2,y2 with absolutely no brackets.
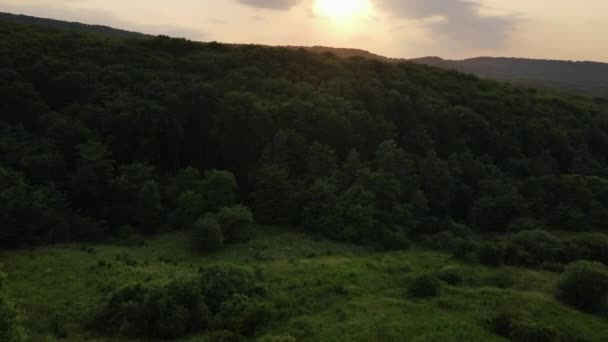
506,230,565,266
477,243,504,267
452,238,477,260
486,308,558,342
379,226,411,251
409,274,440,298
199,266,263,313
0,272,26,342
217,205,255,243
571,234,608,265
94,278,210,339
214,294,273,337
427,231,457,251
436,266,464,285
192,214,224,253
555,261,608,314
510,320,559,342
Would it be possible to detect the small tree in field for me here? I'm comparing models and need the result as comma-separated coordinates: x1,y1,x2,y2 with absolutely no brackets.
556,261,608,314
217,205,255,243
192,214,224,253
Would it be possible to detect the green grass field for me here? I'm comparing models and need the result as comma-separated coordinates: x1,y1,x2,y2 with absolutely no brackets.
1,227,607,341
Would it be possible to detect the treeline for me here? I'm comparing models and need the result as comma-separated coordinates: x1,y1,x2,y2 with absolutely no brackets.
1,21,608,258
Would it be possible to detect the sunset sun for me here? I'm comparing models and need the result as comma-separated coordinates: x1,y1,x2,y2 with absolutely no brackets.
314,0,372,22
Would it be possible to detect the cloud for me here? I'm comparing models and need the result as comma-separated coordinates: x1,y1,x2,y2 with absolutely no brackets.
236,0,301,10
377,0,518,49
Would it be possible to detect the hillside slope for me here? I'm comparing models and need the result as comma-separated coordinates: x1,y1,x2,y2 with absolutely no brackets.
0,11,145,38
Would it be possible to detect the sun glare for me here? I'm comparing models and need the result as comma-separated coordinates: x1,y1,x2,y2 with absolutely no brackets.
314,0,372,22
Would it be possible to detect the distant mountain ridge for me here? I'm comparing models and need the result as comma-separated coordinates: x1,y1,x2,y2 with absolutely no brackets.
410,56,608,98
292,46,608,98
1,11,607,97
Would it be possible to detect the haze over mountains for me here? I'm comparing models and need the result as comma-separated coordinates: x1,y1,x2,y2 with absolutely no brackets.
410,57,608,98
2,11,607,98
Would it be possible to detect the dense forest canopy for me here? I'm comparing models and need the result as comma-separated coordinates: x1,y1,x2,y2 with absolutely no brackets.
2,19,608,250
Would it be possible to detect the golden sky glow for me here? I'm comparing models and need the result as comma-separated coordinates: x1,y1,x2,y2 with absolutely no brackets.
0,0,606,62
314,0,372,22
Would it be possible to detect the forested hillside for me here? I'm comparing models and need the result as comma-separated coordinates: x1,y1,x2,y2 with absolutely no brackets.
285,47,608,98
2,19,608,247
1,19,608,341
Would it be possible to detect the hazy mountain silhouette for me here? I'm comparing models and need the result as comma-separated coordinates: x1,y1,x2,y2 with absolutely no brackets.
411,56,608,98
0,12,145,38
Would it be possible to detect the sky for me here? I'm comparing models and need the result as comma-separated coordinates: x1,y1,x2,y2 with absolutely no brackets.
0,0,606,62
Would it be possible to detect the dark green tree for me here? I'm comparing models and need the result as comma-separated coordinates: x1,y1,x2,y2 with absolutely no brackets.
175,167,204,194
136,180,164,233
107,162,156,225
471,179,525,232
192,214,224,253
69,139,114,213
306,141,337,179
251,165,297,225
302,178,342,237
375,139,411,185
337,148,364,190
411,190,430,218
217,205,256,243
201,170,238,213
260,130,290,170
337,185,376,242
171,190,206,228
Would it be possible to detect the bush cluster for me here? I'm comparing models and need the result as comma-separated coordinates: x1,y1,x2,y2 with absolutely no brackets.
486,308,558,342
555,261,608,315
93,278,209,339
94,266,272,339
427,228,608,269
408,274,441,298
436,266,464,285
192,205,256,253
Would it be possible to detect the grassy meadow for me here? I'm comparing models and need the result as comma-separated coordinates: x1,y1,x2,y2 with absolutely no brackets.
1,227,607,341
